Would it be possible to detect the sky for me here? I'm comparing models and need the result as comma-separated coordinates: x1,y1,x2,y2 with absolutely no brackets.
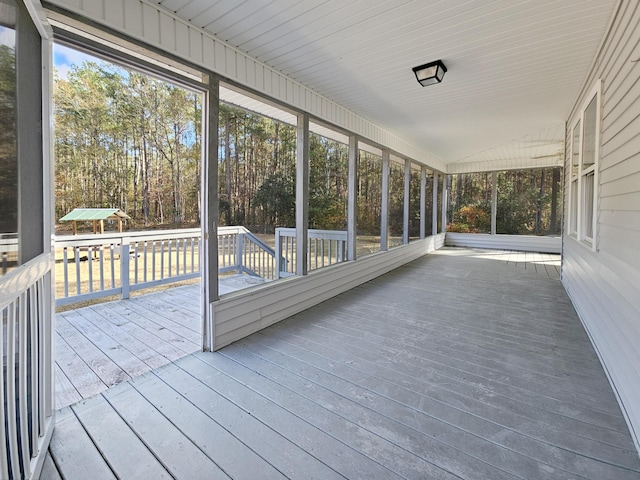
53,43,100,80
0,26,15,48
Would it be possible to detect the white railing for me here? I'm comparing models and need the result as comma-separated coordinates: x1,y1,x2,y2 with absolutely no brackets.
0,253,55,479
218,226,279,280
275,228,348,278
55,229,201,306
1,233,19,276
55,226,277,306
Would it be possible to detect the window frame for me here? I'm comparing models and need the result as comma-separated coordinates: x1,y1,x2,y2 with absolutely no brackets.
568,80,601,251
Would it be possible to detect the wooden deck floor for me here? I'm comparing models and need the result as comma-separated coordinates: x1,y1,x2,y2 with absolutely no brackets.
45,248,640,480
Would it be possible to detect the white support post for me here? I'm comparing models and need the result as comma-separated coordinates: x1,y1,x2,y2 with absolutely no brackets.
296,113,310,276
420,166,426,239
442,175,449,233
403,159,411,244
347,135,358,261
432,172,439,236
491,170,497,235
120,239,130,299
380,150,390,251
202,75,219,351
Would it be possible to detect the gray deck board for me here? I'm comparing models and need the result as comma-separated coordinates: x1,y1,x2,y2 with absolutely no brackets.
49,408,117,480
152,363,346,480
71,394,172,479
47,248,640,480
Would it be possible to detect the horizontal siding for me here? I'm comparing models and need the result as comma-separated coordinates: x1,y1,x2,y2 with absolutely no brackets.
562,240,640,444
45,0,445,172
445,233,562,253
563,0,640,452
212,235,445,349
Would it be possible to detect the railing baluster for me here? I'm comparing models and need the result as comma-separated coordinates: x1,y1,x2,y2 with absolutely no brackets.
121,239,130,299
160,240,165,280
6,301,19,475
167,240,172,278
183,238,187,275
29,284,39,452
152,240,156,281
74,247,81,295
17,292,30,477
0,306,8,479
63,248,69,298
134,241,139,285
87,246,94,293
99,245,105,291
143,241,148,283
110,244,116,288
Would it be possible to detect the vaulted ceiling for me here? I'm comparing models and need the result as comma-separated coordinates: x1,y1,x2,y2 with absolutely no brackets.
155,0,617,170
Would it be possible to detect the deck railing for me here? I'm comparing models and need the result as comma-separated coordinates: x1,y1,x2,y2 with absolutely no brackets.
218,226,278,280
0,253,54,479
55,226,276,306
54,226,347,305
275,228,348,278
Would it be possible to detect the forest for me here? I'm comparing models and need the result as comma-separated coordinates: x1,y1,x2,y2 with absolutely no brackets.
53,53,415,237
447,168,562,235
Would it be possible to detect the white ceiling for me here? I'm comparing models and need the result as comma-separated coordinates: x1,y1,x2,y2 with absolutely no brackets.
155,0,617,168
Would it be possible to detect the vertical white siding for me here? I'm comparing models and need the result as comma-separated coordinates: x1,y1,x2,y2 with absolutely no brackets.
45,0,445,172
563,0,640,450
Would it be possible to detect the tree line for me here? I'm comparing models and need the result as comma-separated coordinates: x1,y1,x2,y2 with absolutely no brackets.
54,55,413,236
447,168,562,235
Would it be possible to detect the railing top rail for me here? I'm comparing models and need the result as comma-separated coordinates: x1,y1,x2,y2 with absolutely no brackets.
218,226,247,235
0,253,51,309
276,228,348,241
55,228,202,247
241,230,276,256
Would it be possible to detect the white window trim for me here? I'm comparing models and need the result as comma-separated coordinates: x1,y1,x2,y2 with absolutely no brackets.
569,80,601,252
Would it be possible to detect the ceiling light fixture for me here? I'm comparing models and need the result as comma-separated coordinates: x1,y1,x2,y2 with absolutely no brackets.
412,60,447,87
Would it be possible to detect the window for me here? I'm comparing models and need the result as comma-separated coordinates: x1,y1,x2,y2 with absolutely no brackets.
569,82,600,250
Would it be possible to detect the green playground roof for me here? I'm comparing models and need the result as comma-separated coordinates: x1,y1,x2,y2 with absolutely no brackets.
59,208,131,222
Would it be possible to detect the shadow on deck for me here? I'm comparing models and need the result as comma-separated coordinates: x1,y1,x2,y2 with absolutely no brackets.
45,248,640,480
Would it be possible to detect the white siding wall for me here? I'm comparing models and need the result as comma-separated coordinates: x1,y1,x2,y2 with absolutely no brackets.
446,233,561,254
563,0,640,450
45,0,445,172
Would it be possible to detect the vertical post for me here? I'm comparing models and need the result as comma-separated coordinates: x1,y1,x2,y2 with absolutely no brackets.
403,159,411,244
347,135,358,261
432,172,438,236
380,149,390,251
274,228,282,279
296,113,310,276
202,75,219,351
420,166,426,239
491,170,497,235
120,238,130,299
236,233,243,274
442,175,449,233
